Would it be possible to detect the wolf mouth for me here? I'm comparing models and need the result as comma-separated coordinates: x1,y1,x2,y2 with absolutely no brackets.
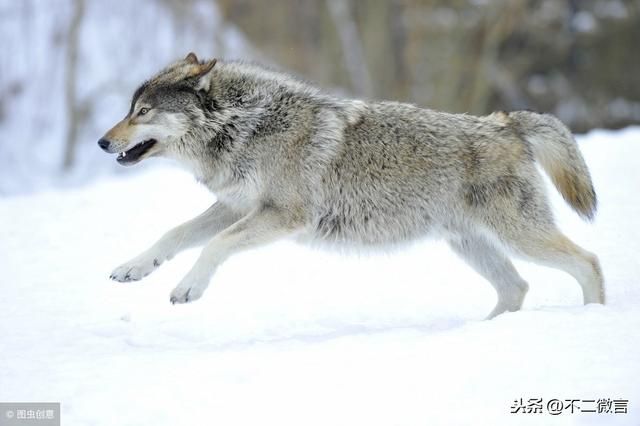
116,139,157,165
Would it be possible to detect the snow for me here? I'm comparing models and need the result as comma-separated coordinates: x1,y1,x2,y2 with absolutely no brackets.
572,11,599,34
1,127,639,425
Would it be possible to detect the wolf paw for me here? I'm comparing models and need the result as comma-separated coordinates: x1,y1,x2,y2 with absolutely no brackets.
169,275,208,304
110,256,162,282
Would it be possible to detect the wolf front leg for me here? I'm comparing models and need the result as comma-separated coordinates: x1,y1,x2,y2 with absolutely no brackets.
169,205,304,304
110,202,240,282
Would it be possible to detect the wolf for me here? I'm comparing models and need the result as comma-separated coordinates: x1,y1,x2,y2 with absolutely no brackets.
98,53,604,318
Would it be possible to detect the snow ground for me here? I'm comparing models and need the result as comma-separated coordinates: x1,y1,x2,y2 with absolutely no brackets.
1,127,639,425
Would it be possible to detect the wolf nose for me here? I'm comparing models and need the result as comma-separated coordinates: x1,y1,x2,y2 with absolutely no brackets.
98,138,111,151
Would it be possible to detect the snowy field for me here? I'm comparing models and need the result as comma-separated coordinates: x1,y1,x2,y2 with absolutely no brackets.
1,127,639,425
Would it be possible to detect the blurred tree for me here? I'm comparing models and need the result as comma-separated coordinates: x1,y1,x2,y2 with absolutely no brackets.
217,0,640,132
3,0,640,191
326,0,373,97
62,0,85,169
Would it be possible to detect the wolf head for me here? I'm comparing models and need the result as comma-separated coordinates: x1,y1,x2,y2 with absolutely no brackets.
98,53,218,166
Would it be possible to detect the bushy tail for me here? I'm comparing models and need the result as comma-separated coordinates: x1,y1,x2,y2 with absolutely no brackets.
509,111,597,220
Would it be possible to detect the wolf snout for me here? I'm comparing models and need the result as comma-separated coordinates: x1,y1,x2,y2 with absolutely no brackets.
98,138,112,152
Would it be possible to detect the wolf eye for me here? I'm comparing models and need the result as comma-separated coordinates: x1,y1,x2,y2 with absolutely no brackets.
139,108,150,116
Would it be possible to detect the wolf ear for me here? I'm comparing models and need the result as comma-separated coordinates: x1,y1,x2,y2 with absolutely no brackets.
192,59,217,92
185,52,199,64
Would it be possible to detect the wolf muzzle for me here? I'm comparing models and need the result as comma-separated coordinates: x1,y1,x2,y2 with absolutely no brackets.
98,138,111,152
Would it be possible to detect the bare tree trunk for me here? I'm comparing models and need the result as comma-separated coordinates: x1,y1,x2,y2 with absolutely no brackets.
326,0,373,97
62,0,85,170
466,0,525,114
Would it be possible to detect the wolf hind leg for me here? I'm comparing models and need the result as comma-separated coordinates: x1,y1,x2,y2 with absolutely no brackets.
501,230,605,305
447,234,529,319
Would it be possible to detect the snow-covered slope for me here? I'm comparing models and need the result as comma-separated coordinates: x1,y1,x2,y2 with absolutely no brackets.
1,128,639,425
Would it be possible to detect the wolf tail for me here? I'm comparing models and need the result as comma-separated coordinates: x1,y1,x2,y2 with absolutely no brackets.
508,110,597,220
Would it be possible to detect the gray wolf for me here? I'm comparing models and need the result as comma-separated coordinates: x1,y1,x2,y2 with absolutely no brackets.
98,53,604,318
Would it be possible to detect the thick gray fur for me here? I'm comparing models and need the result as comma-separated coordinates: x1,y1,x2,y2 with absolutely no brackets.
101,54,604,317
